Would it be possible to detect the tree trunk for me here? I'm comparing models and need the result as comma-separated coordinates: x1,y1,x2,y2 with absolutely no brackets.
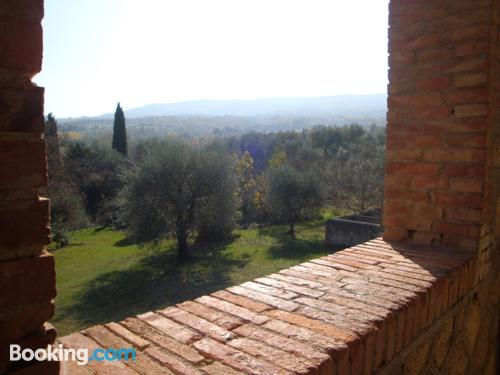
176,221,189,260
288,221,295,238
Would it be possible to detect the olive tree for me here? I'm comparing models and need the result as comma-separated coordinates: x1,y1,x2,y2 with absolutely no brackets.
266,165,324,236
120,139,237,259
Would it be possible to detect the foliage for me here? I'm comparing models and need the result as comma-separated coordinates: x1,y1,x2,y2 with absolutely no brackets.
112,102,128,156
120,139,238,259
44,114,88,247
266,165,325,235
235,151,257,224
64,142,125,221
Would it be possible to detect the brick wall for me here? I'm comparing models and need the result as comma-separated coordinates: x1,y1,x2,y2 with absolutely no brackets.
384,0,499,256
382,0,500,373
0,1,58,374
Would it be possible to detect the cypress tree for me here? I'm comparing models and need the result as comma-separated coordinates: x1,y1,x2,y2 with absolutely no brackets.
112,102,127,156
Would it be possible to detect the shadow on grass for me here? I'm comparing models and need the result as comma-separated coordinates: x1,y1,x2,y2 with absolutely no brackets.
114,236,137,247
258,221,342,261
59,236,246,332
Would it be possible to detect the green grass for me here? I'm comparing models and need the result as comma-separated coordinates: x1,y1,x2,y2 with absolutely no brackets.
52,221,341,335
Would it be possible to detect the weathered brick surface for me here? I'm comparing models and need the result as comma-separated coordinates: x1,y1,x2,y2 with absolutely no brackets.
57,237,482,374
384,0,499,256
0,252,55,307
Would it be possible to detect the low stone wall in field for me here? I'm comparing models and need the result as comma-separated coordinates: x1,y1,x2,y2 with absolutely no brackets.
326,217,382,248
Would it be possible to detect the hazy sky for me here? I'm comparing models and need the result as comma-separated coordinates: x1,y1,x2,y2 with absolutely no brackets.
35,0,389,118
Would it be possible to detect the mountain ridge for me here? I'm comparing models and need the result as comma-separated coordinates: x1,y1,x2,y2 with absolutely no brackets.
87,93,387,119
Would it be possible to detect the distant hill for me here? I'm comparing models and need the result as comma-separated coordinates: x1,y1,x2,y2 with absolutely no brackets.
97,94,387,119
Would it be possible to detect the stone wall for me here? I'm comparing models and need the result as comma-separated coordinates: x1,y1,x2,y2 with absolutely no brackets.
0,1,58,374
326,219,382,248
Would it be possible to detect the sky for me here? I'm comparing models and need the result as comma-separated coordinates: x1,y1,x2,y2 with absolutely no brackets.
34,0,389,118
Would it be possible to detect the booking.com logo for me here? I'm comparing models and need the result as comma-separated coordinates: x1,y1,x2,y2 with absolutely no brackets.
10,344,136,366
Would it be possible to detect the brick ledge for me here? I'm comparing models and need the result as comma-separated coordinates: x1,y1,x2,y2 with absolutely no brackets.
55,238,477,375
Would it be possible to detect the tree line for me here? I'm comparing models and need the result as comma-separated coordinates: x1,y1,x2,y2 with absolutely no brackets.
45,105,385,259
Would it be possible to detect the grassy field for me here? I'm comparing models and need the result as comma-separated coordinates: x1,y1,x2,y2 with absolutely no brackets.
52,220,340,335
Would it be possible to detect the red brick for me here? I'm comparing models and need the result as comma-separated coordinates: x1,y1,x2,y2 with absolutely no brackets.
0,252,55,307
135,312,201,344
412,176,448,190
415,76,450,91
127,353,175,375
454,103,489,118
435,192,484,208
449,177,483,193
262,318,349,362
0,0,44,22
413,106,452,120
201,362,243,375
390,33,442,52
239,281,298,299
433,220,481,238
265,309,359,345
444,87,489,104
193,337,289,375
177,300,242,330
446,133,486,148
228,337,316,375
389,92,443,108
416,47,453,65
0,86,44,133
455,40,489,57
454,72,488,87
389,51,416,65
387,134,444,148
384,213,431,231
0,302,54,343
196,295,269,325
446,24,490,42
145,347,204,375
334,253,379,266
227,285,299,312
267,272,326,290
0,138,47,190
446,56,488,74
386,162,439,176
82,325,131,351
104,322,149,350
254,277,324,298
414,204,443,220
158,307,235,343
442,163,484,177
233,323,334,374
321,256,373,270
0,197,50,255
119,317,204,363
383,227,409,242
386,148,422,161
445,207,482,222
422,148,484,162
0,19,42,72
58,333,137,375
211,290,270,313
279,268,345,289
385,188,430,203
59,358,93,375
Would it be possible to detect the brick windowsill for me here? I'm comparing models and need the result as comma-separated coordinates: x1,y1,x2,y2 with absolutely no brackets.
56,238,477,375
